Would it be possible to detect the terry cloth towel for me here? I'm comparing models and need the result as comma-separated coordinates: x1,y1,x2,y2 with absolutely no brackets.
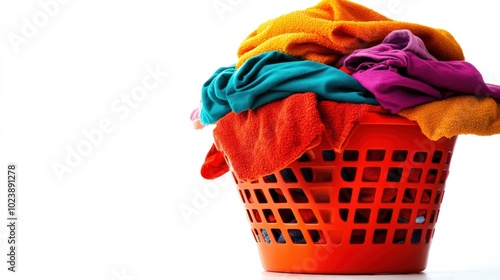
200,51,377,125
212,92,385,181
213,93,324,181
236,0,464,69
343,29,500,113
318,101,386,152
398,95,500,141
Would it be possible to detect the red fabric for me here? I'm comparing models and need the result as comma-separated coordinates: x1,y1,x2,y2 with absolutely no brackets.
213,93,324,181
200,143,230,180
319,101,387,152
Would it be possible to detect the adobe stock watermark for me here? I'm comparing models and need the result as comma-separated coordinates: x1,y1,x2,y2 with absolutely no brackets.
212,0,244,21
178,173,234,224
7,0,70,54
51,64,169,182
379,0,415,18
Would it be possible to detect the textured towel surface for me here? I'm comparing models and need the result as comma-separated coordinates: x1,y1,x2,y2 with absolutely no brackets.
398,95,500,140
237,0,464,68
213,93,324,181
318,101,386,152
201,51,377,125
212,93,386,181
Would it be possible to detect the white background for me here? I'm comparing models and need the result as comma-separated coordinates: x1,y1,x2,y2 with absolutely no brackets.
1,0,500,279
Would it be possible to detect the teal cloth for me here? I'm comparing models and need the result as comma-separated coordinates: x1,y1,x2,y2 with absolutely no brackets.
200,51,378,125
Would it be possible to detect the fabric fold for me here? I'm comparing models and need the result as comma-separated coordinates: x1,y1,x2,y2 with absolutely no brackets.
201,51,377,125
398,95,500,141
237,0,464,68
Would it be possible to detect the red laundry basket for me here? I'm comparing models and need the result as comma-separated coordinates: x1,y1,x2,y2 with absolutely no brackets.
217,112,457,274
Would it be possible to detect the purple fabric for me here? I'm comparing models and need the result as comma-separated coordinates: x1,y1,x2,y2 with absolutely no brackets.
343,29,500,113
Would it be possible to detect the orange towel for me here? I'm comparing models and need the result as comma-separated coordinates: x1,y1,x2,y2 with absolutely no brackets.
398,95,500,141
237,0,464,68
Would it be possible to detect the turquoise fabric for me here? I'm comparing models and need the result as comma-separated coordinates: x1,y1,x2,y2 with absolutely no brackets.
200,51,378,125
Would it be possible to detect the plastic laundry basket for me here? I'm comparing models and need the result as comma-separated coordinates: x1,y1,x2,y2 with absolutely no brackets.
219,112,457,274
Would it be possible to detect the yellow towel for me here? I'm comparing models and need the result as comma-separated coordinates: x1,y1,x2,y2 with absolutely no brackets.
398,95,500,141
237,0,464,68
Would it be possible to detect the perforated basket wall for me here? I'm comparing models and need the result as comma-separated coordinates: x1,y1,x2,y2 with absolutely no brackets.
225,113,457,274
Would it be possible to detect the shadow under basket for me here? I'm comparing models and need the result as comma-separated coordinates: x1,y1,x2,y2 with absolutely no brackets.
220,112,457,274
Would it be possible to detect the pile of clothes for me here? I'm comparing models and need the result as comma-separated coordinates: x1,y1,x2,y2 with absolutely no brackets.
192,0,500,182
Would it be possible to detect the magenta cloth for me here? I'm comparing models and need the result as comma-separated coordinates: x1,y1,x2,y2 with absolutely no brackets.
343,29,500,113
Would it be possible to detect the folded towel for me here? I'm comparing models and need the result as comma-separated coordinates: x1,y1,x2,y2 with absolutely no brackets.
200,51,377,125
237,0,464,68
343,29,500,113
213,93,324,181
398,95,500,141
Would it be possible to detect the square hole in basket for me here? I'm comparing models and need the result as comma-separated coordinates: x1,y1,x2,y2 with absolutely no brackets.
253,228,261,243
362,167,381,182
366,149,386,161
354,209,371,223
263,209,276,223
280,168,298,183
261,229,271,243
425,229,433,244
420,189,432,204
446,151,453,164
393,229,408,244
339,188,352,203
343,150,359,161
432,150,443,163
387,167,403,182
300,168,313,182
271,228,286,244
350,229,366,244
392,150,408,162
416,210,427,224
341,167,357,182
429,209,436,223
440,170,449,184
252,209,262,223
408,168,423,183
322,150,336,161
403,188,417,203
254,189,268,203
278,208,297,223
269,188,287,203
377,209,393,224
358,188,376,203
308,230,327,244
310,188,330,203
246,209,253,223
434,190,443,204
339,209,349,222
288,229,306,244
398,209,412,224
297,153,312,162
299,209,318,224
426,169,438,183
244,189,253,203
382,188,398,203
238,190,246,203
289,188,309,203
411,229,423,244
413,152,428,163
263,174,277,183
373,229,388,244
